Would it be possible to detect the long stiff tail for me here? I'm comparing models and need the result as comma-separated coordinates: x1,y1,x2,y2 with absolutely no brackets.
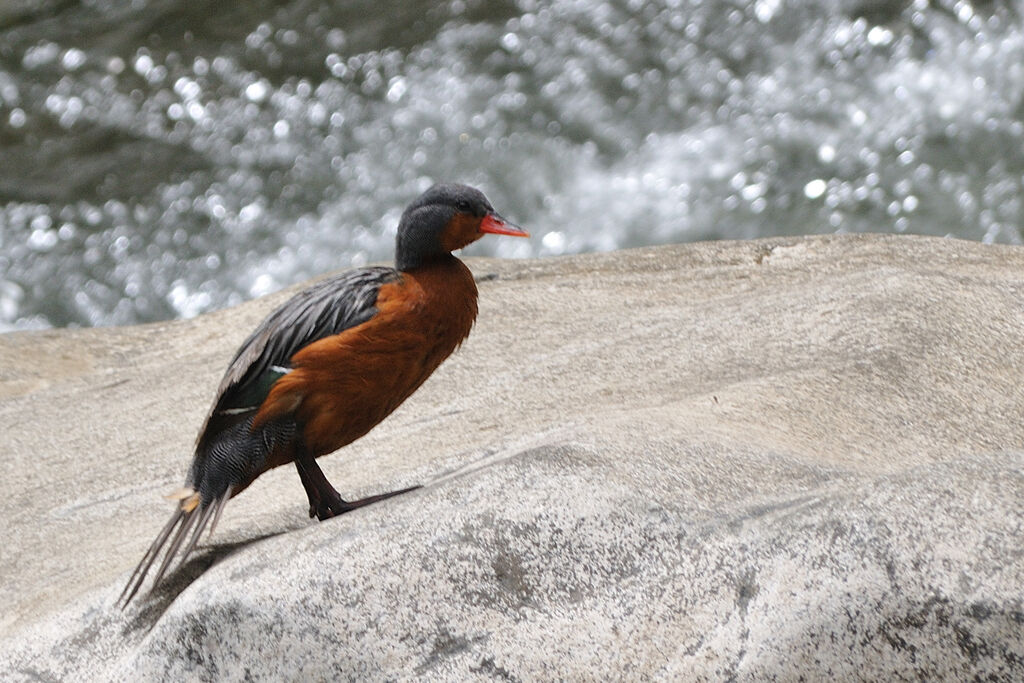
118,486,232,607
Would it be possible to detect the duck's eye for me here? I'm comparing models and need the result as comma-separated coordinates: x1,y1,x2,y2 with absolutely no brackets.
456,200,472,213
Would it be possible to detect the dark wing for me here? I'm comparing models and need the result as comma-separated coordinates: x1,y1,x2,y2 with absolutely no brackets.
201,266,400,431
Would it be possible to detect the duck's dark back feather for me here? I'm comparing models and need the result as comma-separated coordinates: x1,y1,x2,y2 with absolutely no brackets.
205,266,400,418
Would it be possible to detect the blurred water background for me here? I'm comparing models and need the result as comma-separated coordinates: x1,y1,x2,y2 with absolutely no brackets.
1,0,1023,330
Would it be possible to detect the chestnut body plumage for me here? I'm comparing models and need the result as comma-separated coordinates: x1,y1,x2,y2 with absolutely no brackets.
121,183,528,605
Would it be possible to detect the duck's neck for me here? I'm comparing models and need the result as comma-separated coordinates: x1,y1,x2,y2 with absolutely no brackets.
398,252,473,287
396,249,459,273
395,225,454,270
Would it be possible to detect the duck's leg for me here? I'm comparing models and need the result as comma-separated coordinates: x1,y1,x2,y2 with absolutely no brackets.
294,452,420,521
294,455,325,519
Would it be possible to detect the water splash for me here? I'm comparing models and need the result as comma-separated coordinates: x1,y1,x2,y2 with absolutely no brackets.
2,0,1023,329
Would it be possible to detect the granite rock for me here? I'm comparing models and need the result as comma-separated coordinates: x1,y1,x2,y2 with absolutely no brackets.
1,234,1022,680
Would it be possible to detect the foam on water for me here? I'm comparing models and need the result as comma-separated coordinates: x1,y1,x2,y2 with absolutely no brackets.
1,0,1023,329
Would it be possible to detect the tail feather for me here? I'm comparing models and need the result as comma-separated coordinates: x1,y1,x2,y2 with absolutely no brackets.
118,507,185,607
119,488,231,608
147,501,201,593
207,486,233,540
176,500,217,571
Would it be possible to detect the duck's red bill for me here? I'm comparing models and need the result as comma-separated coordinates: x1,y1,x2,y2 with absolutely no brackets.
480,213,529,237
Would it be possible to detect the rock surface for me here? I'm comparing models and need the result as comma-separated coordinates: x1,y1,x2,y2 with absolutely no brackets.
1,234,1023,680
